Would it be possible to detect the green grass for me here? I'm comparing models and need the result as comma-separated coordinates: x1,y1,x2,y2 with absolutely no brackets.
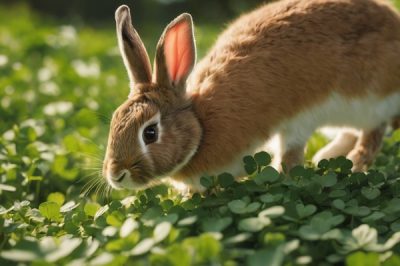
1,3,400,266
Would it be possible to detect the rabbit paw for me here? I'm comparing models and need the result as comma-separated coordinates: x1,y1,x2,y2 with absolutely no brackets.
347,148,369,172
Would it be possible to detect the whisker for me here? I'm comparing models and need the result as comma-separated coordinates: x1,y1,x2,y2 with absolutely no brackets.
95,182,105,201
81,167,103,170
77,170,102,183
102,183,112,201
80,178,99,195
79,175,98,188
87,180,102,197
107,185,113,199
93,111,112,124
75,152,104,162
74,152,104,163
94,178,106,199
81,175,103,197
80,139,106,152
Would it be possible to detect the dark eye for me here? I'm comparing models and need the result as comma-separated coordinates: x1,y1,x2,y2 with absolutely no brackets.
143,124,158,144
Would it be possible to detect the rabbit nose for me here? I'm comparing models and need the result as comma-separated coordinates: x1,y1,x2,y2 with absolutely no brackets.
110,169,130,182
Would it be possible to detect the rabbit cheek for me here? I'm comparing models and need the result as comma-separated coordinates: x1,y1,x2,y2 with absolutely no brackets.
130,157,155,181
148,112,202,177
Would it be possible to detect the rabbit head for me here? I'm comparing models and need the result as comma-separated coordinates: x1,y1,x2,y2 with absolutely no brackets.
103,5,202,190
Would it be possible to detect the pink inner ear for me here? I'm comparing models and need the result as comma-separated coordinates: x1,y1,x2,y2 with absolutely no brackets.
164,20,194,84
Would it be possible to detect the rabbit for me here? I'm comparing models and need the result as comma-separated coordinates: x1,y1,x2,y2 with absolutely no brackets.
103,0,400,191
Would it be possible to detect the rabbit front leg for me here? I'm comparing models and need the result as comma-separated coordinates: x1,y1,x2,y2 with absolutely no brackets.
281,145,305,172
277,131,309,173
347,124,386,172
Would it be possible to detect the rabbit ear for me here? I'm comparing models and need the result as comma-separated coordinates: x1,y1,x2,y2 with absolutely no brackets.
154,13,196,90
115,5,152,93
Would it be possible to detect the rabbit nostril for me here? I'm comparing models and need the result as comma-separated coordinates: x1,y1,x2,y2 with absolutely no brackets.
115,171,127,182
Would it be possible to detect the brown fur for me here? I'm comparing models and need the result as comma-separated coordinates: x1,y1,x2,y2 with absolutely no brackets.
176,0,400,180
115,6,152,88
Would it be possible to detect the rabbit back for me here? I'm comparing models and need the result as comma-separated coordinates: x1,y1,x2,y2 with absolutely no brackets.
178,0,400,180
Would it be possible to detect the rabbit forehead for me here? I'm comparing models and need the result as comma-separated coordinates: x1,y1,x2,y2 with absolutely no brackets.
114,99,158,125
109,100,159,148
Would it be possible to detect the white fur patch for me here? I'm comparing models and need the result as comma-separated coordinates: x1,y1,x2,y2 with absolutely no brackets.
279,92,400,150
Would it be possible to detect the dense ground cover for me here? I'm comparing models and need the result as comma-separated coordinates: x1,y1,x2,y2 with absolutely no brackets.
1,3,400,265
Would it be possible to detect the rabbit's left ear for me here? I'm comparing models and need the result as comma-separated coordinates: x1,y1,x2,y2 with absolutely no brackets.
154,13,196,90
115,5,152,93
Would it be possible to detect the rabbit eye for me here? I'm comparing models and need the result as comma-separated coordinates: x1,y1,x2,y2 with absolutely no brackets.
143,124,158,145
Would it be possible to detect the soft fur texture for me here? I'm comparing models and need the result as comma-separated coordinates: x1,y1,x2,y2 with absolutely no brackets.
104,0,400,191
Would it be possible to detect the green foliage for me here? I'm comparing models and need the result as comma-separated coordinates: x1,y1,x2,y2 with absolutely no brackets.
1,4,400,266
2,147,400,265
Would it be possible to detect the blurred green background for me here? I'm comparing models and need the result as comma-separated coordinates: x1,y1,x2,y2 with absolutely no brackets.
0,0,265,24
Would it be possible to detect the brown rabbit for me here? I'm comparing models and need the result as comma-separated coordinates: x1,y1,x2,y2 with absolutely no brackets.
103,0,400,191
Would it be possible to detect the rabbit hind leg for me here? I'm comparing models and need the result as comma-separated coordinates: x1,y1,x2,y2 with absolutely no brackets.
312,129,359,166
347,123,387,172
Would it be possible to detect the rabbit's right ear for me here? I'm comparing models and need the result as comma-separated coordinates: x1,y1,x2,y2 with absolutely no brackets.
154,13,196,91
115,5,152,93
